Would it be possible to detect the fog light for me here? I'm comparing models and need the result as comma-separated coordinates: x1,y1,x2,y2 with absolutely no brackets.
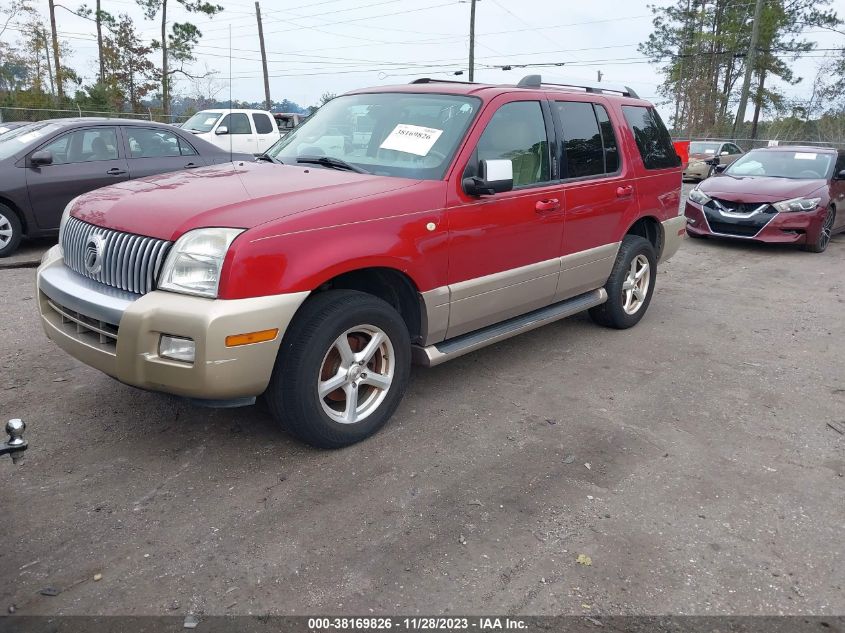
160,335,195,363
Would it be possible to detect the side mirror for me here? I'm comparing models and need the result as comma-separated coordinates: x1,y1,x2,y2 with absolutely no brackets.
836,169,845,180
714,164,727,173
215,126,229,135
30,150,53,166
462,159,513,196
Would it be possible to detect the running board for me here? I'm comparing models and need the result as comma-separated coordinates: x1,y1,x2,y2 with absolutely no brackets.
412,288,607,367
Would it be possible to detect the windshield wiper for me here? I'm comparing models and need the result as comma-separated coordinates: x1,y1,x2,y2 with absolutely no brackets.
255,152,282,164
296,155,369,174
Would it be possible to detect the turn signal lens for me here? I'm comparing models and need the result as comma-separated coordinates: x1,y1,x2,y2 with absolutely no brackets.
225,329,279,347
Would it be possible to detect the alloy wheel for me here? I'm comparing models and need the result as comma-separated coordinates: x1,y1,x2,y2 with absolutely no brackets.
621,254,650,315
818,207,835,251
0,212,12,249
317,324,395,425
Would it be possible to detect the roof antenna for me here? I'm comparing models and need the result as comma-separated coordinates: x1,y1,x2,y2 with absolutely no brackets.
229,24,233,165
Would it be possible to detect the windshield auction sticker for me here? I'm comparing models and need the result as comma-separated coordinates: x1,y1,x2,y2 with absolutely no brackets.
379,124,443,156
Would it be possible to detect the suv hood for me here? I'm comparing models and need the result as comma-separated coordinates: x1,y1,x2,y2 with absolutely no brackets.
698,175,826,203
70,162,422,241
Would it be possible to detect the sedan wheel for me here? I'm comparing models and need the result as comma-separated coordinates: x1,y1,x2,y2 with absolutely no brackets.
0,206,23,258
804,206,836,253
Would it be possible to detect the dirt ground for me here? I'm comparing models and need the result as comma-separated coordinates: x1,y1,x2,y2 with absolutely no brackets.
2,193,844,616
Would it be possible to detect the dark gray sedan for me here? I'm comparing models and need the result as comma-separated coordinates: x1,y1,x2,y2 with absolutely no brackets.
0,118,253,256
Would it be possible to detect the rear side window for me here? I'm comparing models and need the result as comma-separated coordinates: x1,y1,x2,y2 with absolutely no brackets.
555,101,603,178
555,101,621,178
220,113,251,135
622,106,680,170
252,113,274,134
595,105,619,173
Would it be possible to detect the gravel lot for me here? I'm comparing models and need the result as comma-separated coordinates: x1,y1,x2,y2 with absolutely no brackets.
2,187,844,616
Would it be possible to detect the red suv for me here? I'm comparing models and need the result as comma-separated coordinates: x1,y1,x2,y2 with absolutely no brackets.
36,76,685,447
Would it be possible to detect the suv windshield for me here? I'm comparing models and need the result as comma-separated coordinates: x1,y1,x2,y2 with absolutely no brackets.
183,111,223,133
725,149,834,179
690,141,721,155
0,122,63,160
266,93,480,180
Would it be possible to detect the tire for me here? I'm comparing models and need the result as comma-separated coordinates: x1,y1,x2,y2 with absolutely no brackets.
0,204,23,258
589,235,658,330
265,290,411,448
802,206,835,253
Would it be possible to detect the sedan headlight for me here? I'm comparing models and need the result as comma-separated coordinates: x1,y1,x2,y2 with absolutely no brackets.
772,197,821,213
688,188,711,205
158,228,245,298
57,196,81,253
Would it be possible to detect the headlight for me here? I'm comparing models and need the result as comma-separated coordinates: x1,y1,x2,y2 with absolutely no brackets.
772,197,821,213
158,227,245,298
57,196,81,253
688,188,711,205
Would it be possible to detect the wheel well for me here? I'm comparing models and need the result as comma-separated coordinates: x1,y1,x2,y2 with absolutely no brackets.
0,196,26,234
626,216,662,257
315,268,422,343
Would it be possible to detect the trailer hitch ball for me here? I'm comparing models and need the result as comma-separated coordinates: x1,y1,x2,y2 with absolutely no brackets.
2,419,28,463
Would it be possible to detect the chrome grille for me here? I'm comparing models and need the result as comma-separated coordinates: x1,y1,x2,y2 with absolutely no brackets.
61,216,171,295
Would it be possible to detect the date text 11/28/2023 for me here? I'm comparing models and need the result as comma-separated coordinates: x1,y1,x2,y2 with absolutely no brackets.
307,617,528,630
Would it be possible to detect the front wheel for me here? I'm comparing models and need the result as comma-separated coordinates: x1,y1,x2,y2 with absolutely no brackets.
802,206,835,253
265,290,411,448
589,235,657,329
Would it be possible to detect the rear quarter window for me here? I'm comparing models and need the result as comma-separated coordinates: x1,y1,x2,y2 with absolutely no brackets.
622,106,680,170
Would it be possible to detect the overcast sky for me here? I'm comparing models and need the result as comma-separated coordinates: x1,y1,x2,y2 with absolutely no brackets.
12,0,845,116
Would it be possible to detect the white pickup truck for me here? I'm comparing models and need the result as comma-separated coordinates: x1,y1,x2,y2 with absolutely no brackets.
181,108,281,154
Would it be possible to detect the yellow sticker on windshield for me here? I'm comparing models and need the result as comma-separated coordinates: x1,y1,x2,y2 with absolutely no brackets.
379,124,443,156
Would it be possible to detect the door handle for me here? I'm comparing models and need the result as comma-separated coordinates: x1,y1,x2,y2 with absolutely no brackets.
106,168,126,176
184,162,199,169
535,199,560,213
616,185,634,197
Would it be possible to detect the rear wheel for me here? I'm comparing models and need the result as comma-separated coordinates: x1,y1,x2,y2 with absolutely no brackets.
265,290,411,448
589,235,657,329
0,205,23,258
802,206,835,253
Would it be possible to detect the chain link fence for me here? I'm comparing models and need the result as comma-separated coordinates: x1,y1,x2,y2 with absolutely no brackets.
0,106,190,125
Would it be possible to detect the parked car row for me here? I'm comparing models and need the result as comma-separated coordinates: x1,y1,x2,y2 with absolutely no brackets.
0,118,254,256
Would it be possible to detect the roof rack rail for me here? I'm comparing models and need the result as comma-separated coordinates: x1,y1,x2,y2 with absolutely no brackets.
516,74,639,99
410,77,477,85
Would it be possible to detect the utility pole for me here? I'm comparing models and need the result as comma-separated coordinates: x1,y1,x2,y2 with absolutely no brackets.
732,0,764,140
47,0,63,99
596,70,603,82
96,0,105,84
468,0,477,81
255,2,271,110
42,27,55,97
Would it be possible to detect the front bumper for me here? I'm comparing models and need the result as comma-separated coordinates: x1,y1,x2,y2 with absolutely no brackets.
684,201,824,245
683,161,710,180
37,245,309,401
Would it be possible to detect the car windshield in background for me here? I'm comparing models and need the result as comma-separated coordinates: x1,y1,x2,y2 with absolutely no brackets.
0,122,63,161
182,111,223,133
725,150,834,179
266,93,481,180
689,141,721,155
